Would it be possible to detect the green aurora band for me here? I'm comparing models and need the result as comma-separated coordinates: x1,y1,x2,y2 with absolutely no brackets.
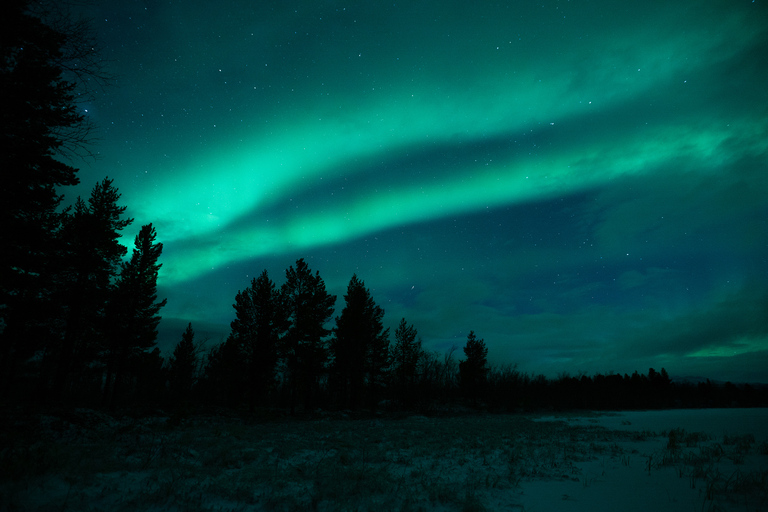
107,0,765,284
152,111,765,284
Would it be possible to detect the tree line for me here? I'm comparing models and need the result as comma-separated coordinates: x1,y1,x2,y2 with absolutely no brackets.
172,264,493,414
1,2,166,409
163,272,767,414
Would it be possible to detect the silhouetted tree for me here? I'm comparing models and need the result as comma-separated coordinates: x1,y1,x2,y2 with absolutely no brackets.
168,323,198,403
280,259,336,413
103,224,166,409
459,331,489,404
330,274,389,410
366,306,391,412
0,1,83,396
230,270,283,409
390,318,422,408
47,178,132,402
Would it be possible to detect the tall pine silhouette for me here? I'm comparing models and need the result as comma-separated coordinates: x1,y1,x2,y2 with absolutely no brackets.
1,1,84,396
390,318,422,408
103,224,166,409
230,270,283,409
168,323,198,403
331,275,389,410
280,259,335,413
50,178,132,402
459,331,489,404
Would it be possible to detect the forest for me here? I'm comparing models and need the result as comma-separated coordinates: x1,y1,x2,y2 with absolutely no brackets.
2,1,766,419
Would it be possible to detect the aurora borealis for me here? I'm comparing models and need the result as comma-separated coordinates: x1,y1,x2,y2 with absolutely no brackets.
69,0,768,382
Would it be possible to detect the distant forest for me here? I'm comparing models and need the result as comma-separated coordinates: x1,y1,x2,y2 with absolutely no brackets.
2,2,766,416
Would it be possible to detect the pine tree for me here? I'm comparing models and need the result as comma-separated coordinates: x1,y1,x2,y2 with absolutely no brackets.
390,318,422,408
230,270,283,409
366,307,391,412
168,323,198,403
103,224,167,409
331,275,389,410
459,331,489,403
280,259,336,413
0,1,84,396
50,178,132,402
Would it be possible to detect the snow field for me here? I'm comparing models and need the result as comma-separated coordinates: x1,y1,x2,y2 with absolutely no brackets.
1,408,767,511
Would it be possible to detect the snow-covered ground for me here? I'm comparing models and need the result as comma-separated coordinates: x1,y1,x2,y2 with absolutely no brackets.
536,408,768,439
2,408,767,511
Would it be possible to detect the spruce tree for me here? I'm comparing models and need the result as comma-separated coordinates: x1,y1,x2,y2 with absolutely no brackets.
366,305,391,411
390,318,422,408
168,323,198,403
103,224,167,409
459,331,489,403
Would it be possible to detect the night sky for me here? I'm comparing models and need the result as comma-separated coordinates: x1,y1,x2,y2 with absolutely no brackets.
67,0,768,382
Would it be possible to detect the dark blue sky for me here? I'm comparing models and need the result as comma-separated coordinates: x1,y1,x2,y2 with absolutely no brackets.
68,0,768,382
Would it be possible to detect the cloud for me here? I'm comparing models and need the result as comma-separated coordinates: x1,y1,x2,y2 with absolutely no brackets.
622,284,768,359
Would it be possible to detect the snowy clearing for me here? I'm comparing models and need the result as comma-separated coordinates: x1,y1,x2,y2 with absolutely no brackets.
2,408,767,511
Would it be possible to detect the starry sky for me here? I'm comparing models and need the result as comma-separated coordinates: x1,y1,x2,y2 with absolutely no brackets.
67,0,768,382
